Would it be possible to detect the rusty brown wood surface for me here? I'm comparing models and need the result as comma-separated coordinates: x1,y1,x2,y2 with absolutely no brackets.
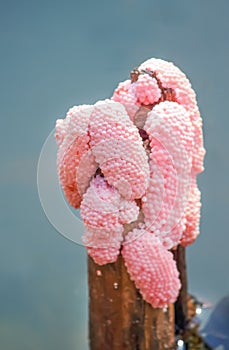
88,254,176,350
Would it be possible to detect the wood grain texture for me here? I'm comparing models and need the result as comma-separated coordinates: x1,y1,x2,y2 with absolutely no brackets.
88,254,176,350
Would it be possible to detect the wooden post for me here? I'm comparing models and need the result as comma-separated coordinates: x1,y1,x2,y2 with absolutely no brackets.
173,245,188,332
88,255,176,350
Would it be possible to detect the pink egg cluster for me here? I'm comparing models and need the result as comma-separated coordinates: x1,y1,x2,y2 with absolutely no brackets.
89,100,149,200
135,74,161,105
81,176,139,265
56,58,205,308
142,101,194,249
56,105,94,208
138,58,205,174
122,229,181,308
112,80,139,121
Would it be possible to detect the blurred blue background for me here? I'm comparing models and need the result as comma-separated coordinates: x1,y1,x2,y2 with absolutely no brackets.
1,0,229,349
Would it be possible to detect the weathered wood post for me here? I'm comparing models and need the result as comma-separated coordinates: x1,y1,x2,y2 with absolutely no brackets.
88,255,176,350
173,245,188,332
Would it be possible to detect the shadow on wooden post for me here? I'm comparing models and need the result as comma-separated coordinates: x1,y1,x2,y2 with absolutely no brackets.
172,245,188,332
88,255,176,350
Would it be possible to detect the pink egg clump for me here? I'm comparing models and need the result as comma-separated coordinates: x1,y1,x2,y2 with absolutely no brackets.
56,58,205,308
138,58,205,174
135,74,161,105
112,80,140,121
122,229,181,308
